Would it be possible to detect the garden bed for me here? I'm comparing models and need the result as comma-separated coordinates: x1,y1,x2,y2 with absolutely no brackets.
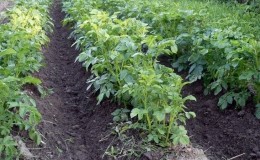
2,0,259,159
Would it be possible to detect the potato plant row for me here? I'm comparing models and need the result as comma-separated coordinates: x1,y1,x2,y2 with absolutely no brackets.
62,0,196,147
0,0,52,158
94,0,260,117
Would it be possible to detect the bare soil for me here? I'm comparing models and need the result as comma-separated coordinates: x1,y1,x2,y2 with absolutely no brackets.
28,1,116,159
184,80,260,160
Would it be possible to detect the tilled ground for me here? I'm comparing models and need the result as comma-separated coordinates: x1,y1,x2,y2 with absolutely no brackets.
24,0,260,159
185,81,260,160
28,0,116,159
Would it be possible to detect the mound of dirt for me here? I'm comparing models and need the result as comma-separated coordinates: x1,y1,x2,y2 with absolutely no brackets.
184,81,260,160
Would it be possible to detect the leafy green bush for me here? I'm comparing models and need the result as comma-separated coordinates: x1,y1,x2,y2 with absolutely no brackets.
0,0,52,158
63,0,196,147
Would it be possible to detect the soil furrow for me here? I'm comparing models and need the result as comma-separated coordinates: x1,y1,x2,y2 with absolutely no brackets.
29,1,115,159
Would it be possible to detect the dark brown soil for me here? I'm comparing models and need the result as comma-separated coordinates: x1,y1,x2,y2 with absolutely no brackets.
28,0,116,159
158,51,260,160
185,81,260,160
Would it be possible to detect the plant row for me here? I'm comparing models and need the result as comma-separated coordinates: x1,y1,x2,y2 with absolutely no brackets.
62,0,196,147
0,0,52,158
92,0,260,117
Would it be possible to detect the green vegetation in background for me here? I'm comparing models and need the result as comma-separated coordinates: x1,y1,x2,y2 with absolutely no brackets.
170,0,260,38
99,0,260,39
0,0,52,158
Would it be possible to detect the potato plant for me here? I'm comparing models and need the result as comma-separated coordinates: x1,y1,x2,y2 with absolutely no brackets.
0,0,52,158
63,0,196,147
97,0,260,117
